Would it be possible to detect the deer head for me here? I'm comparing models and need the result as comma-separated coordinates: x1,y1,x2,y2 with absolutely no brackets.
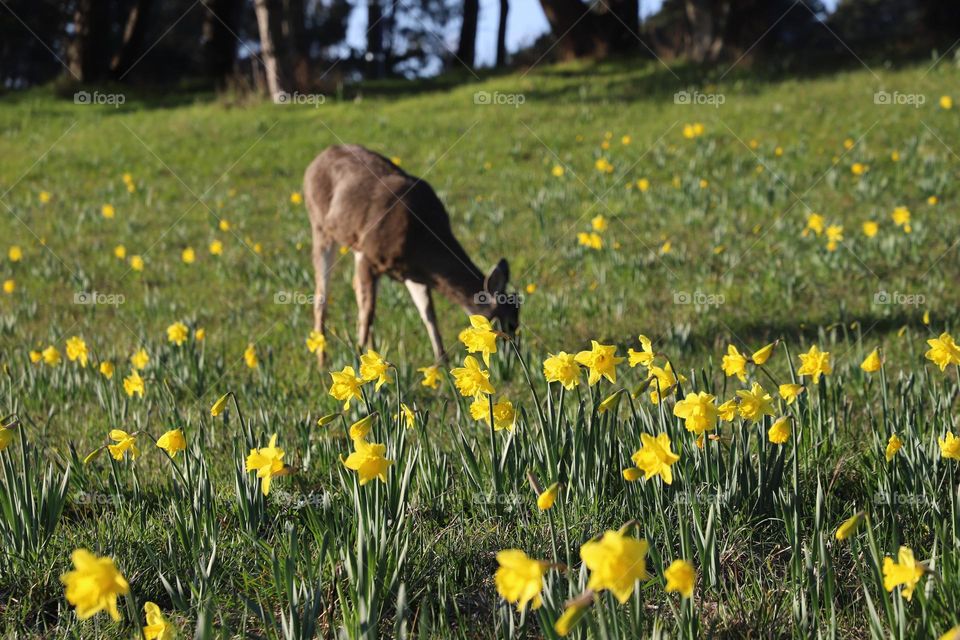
479,258,520,337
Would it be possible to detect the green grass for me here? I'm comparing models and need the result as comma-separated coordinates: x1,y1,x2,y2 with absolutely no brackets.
1,59,960,638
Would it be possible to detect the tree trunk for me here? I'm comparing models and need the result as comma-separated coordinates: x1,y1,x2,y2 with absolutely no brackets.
253,0,291,97
67,0,111,82
456,0,479,68
282,0,309,90
684,0,729,62
366,0,384,78
536,0,638,60
110,0,154,79
201,0,240,84
496,0,508,67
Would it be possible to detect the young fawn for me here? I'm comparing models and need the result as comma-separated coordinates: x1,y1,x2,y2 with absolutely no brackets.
304,144,519,365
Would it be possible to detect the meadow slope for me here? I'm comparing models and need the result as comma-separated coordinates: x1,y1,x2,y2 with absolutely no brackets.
1,59,960,638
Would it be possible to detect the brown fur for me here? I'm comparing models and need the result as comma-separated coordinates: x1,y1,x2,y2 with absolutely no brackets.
304,144,518,365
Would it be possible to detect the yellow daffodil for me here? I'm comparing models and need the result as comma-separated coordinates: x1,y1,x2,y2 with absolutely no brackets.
359,349,392,389
861,348,882,373
751,342,776,365
627,335,656,368
349,414,376,441
130,348,149,370
306,330,326,354
543,352,580,389
717,398,738,421
537,482,560,511
108,429,139,460
156,429,186,457
779,383,804,405
663,559,695,598
99,361,114,379
767,417,791,444
835,511,865,541
244,344,258,369
342,438,392,484
926,333,960,371
65,336,88,367
42,346,61,366
0,427,14,451
737,383,775,421
123,371,145,398
591,214,608,232
885,433,902,462
863,221,878,237
8,246,22,262
580,530,649,603
167,322,189,346
721,345,748,382
554,602,588,636
451,355,494,398
245,433,287,495
646,362,684,404
673,391,718,435
892,206,911,233
181,247,195,264
209,240,223,256
60,549,129,621
101,204,115,219
210,393,230,416
797,345,831,383
399,403,415,429
329,366,364,409
418,365,441,389
804,213,825,237
494,549,548,610
629,433,680,484
882,546,925,600
2,279,14,294
458,315,498,365
142,602,173,640
938,432,960,461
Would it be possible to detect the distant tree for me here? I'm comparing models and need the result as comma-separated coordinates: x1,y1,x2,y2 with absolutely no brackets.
536,0,639,60
111,0,154,78
496,0,508,66
456,0,478,67
0,0,68,87
648,0,827,63
200,0,240,83
367,0,385,77
67,0,112,81
253,0,293,96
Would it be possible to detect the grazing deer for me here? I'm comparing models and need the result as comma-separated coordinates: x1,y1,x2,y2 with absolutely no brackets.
304,144,519,366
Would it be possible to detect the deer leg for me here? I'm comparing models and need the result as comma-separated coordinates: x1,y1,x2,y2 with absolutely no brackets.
312,230,335,368
353,252,379,351
405,280,445,362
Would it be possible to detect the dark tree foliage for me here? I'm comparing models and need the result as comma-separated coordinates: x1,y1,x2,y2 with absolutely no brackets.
645,0,828,63
0,0,70,87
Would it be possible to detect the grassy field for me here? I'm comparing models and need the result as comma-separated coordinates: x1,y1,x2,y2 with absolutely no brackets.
2,57,960,638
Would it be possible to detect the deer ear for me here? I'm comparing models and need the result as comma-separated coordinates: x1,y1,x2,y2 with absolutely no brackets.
484,258,510,294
